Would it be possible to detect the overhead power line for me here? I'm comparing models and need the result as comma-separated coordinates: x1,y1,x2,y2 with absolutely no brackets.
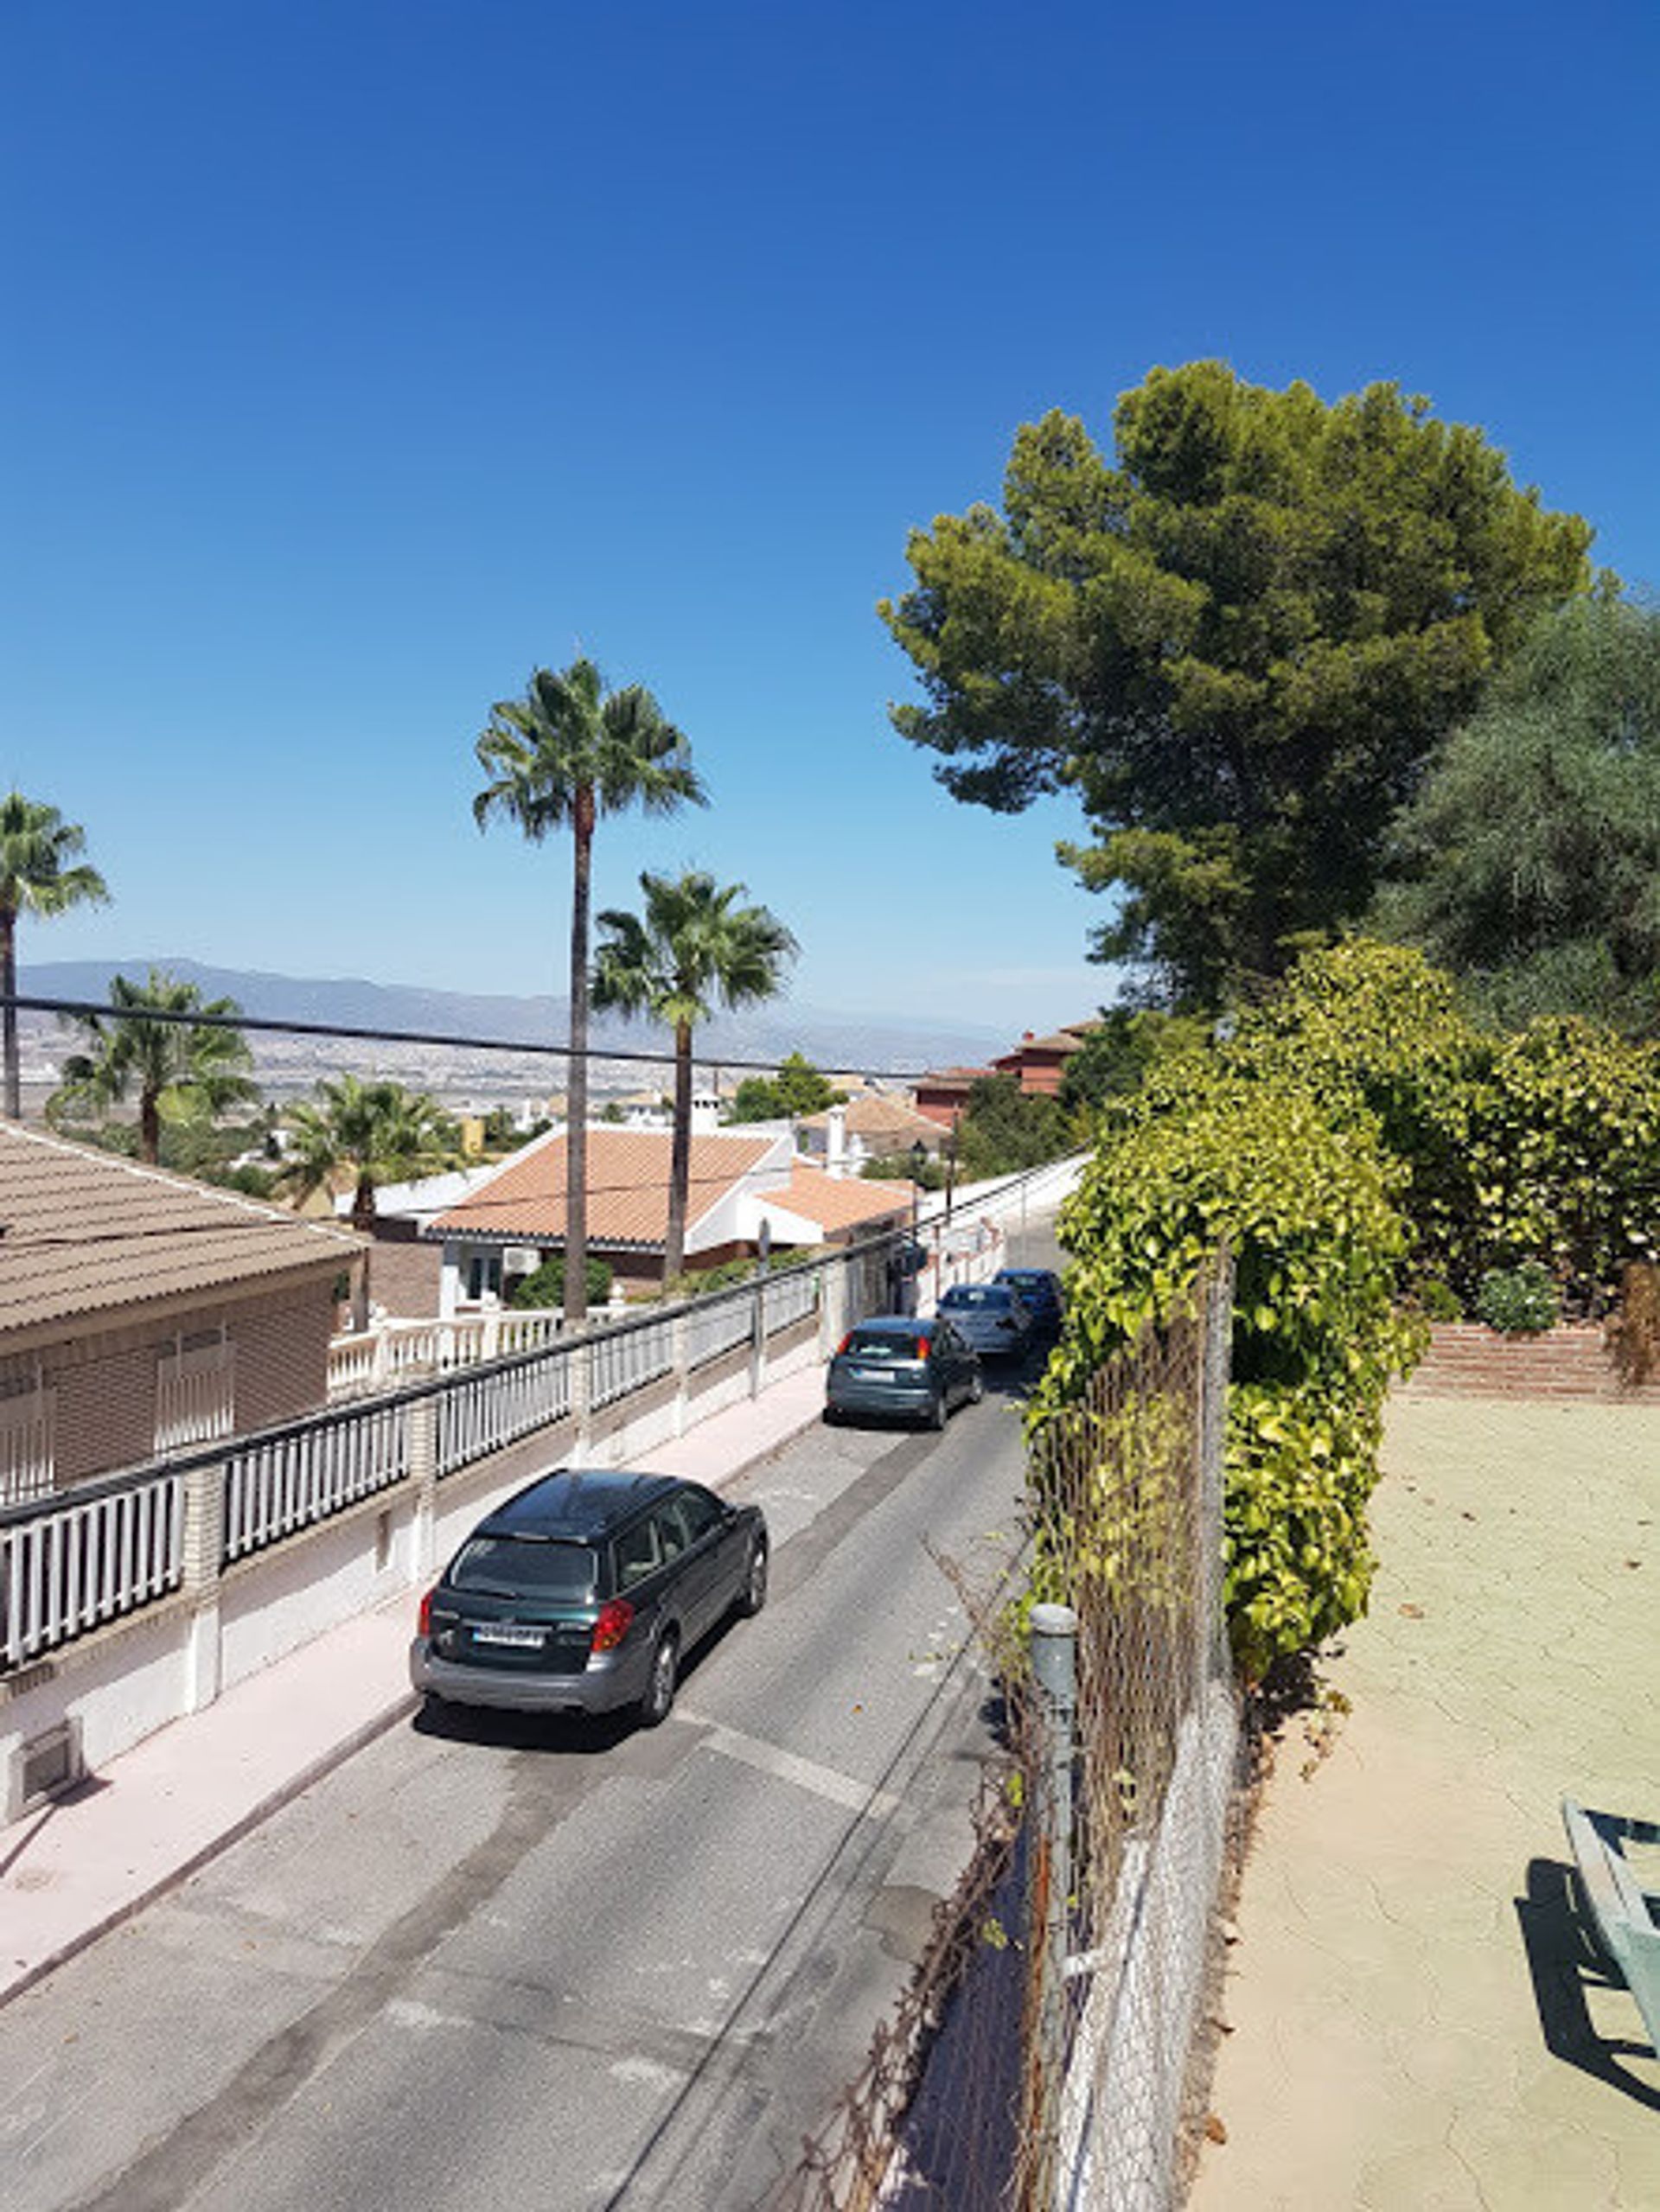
2,992,955,1085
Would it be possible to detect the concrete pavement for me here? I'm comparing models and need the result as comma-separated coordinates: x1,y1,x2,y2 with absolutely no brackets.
1189,1395,1660,2210
0,1359,829,2011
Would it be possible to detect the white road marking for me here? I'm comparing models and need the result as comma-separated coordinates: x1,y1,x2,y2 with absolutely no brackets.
677,1708,902,1821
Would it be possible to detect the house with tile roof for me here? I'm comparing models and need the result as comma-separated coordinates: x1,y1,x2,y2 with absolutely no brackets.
426,1124,915,1305
912,1065,995,1128
795,1093,947,1174
0,1124,358,1504
992,1021,1102,1097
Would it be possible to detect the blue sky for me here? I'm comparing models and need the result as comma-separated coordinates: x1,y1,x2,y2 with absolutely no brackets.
3,0,1656,1042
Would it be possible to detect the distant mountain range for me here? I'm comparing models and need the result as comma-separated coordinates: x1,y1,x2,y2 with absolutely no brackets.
17,958,1006,1081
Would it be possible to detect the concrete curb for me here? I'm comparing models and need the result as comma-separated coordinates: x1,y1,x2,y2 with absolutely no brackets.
0,1692,418,2012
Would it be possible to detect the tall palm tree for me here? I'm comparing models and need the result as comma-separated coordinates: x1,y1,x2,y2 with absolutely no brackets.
56,970,259,1165
275,1075,454,1328
0,791,109,1119
473,658,706,1326
594,870,797,1282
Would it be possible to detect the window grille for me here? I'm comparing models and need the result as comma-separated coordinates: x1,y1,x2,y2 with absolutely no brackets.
0,1355,54,1505
156,1326,235,1452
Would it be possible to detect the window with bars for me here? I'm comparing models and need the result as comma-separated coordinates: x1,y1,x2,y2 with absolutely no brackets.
0,1356,55,1506
155,1326,235,1452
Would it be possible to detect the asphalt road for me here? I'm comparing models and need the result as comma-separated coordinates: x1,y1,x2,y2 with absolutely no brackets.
3,1231,1060,2212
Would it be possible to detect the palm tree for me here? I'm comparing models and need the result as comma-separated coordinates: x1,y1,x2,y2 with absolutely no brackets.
594,870,797,1281
56,970,259,1165
275,1076,454,1328
0,791,109,1120
473,659,706,1327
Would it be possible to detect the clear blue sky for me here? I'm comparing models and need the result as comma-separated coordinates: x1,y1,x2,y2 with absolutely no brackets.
3,0,1655,1042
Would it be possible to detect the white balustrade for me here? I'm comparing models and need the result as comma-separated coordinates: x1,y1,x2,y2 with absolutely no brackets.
436,1340,575,1475
224,1401,410,1562
0,1472,184,1668
328,1310,565,1401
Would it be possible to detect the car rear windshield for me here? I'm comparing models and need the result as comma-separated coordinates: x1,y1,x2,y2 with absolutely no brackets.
844,1327,928,1360
449,1535,599,1601
942,1286,1010,1309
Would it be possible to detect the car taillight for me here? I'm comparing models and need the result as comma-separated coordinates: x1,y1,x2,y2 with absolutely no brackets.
591,1598,635,1653
836,1333,852,1356
418,1585,437,1637
916,1338,931,1359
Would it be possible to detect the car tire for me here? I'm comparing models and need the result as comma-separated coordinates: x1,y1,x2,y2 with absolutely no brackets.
822,1404,840,1426
639,1630,679,1728
734,1535,769,1618
928,1388,948,1431
968,1370,984,1405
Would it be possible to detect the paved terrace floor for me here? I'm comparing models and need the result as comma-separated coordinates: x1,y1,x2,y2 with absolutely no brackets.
1190,1396,1660,2211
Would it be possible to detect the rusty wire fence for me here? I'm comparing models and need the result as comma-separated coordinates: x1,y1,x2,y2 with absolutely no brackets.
782,1256,1237,2212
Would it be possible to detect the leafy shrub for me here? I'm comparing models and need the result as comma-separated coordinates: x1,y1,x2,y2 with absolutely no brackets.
1037,1066,1425,1680
510,1256,613,1310
1409,1276,1464,1322
1474,1260,1560,1334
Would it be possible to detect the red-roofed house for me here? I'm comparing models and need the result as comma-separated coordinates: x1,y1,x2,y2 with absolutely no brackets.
992,1023,1101,1097
912,1066,994,1129
427,1125,914,1305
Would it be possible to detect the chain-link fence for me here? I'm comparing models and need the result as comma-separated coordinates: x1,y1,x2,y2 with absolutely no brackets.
784,1255,1236,2211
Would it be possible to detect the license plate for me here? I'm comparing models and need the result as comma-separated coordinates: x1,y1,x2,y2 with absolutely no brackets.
473,1623,545,1649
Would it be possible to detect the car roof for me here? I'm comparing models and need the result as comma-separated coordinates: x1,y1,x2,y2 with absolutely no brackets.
997,1266,1056,1283
478,1468,682,1542
847,1314,937,1335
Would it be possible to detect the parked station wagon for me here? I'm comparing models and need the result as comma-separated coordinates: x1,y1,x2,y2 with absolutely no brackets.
410,1469,768,1725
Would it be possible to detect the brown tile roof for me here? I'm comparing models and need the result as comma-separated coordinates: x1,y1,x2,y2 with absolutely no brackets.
776,1168,916,1233
430,1129,776,1249
916,1066,994,1088
0,1124,358,1344
797,1094,941,1139
994,1025,1098,1062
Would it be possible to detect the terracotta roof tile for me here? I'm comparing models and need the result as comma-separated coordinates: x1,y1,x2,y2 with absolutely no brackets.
430,1129,777,1249
0,1124,358,1343
776,1168,916,1233
797,1095,941,1140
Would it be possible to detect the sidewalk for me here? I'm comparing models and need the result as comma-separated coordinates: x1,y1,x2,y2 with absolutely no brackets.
0,1359,829,2010
1189,1395,1660,2209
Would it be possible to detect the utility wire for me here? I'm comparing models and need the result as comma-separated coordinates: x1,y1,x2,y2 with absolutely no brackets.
3,992,972,1084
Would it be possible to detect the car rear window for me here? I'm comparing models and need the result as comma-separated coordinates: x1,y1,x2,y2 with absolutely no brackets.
449,1535,598,1601
942,1286,1009,1310
844,1327,928,1359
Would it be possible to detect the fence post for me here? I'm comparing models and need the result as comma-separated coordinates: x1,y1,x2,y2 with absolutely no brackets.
408,1395,437,1583
671,1304,691,1437
571,1326,594,1459
1027,1601,1078,2208
180,1457,227,1714
748,1276,767,1399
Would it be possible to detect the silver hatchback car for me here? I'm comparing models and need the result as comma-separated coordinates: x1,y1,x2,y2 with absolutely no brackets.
825,1315,982,1429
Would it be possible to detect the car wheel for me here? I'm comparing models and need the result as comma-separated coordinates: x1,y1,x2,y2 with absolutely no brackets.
822,1403,841,1426
640,1630,679,1727
734,1535,769,1618
968,1370,984,1405
928,1388,948,1431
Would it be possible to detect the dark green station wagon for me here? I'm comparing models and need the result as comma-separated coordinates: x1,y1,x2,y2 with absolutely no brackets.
410,1469,769,1726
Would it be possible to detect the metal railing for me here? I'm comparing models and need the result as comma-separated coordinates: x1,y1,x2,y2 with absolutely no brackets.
1,1469,185,1670
224,1398,411,1563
